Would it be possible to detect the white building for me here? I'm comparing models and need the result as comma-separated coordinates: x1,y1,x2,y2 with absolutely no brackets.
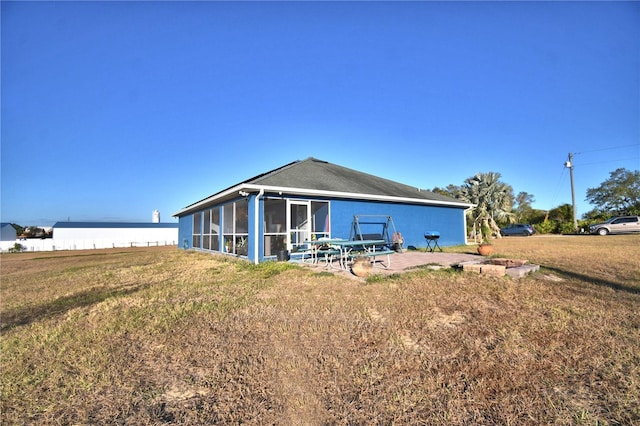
51,222,179,250
1,222,178,252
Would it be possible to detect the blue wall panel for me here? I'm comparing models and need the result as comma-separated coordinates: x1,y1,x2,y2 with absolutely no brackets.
178,215,192,250
330,200,467,248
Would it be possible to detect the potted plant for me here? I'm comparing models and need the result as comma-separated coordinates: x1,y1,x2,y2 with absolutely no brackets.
351,255,373,277
236,236,248,256
274,237,289,261
477,224,494,256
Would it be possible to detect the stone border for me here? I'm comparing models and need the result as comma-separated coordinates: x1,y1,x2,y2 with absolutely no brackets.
459,260,540,279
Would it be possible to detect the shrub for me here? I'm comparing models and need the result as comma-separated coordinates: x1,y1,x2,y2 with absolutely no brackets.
533,221,555,234
559,221,578,234
8,243,25,253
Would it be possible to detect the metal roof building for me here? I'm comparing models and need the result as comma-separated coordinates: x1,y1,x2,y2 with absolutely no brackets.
1,223,17,242
47,222,179,251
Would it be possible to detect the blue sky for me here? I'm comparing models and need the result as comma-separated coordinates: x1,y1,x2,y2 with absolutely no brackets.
2,1,638,226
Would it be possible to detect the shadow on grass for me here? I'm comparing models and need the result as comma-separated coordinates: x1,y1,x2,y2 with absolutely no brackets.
543,266,640,295
0,283,151,332
31,251,134,261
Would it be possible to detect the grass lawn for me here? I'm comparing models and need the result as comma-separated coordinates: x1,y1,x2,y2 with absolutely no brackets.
1,235,639,424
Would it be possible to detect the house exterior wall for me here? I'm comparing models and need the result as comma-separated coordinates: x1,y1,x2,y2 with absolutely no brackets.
329,199,467,248
179,193,468,263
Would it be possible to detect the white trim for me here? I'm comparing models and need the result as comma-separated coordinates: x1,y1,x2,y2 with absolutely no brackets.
287,199,311,251
174,184,248,216
464,206,472,244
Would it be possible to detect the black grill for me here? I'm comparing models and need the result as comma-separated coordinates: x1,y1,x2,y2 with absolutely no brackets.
424,231,442,252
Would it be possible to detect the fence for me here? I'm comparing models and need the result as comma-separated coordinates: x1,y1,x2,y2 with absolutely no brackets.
1,239,177,253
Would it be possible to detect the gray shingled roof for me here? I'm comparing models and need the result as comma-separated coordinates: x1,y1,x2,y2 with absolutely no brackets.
175,158,469,216
247,158,458,203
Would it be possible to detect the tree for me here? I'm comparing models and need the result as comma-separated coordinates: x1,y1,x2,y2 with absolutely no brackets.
514,192,535,223
547,203,576,234
11,224,25,236
431,184,460,199
458,172,515,241
8,243,25,253
581,208,609,223
21,226,48,238
585,168,640,216
548,203,572,222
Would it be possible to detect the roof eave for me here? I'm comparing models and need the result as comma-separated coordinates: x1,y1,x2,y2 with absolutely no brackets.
173,184,473,217
172,184,248,217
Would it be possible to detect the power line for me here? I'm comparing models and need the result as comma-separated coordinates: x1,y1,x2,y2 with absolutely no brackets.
548,165,567,210
575,157,639,167
575,143,640,155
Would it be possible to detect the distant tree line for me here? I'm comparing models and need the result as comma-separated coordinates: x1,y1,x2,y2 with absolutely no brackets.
10,224,53,239
432,167,640,236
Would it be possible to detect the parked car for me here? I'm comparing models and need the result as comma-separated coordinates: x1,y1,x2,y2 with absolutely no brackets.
589,216,640,235
500,224,536,236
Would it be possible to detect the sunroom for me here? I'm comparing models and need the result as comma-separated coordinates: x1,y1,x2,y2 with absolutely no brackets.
188,196,331,260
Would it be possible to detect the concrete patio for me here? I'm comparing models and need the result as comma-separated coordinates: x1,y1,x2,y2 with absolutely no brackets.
380,250,482,272
299,249,540,280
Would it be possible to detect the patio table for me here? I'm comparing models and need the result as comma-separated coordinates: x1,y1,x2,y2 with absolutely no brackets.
304,239,347,268
305,239,394,270
333,239,393,269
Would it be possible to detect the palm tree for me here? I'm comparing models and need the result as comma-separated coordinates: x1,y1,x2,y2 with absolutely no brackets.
458,172,515,242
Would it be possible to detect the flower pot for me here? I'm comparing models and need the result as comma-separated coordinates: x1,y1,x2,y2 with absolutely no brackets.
276,250,290,261
351,257,373,277
477,244,494,256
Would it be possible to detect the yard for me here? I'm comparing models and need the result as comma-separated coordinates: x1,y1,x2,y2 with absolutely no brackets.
1,235,639,424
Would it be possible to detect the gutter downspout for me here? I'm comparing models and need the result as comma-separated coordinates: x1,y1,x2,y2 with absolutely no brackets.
253,189,264,264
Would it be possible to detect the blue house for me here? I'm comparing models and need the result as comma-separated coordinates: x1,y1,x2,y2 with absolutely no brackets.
173,158,472,263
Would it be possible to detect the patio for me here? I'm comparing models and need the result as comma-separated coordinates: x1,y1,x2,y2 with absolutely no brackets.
298,249,484,277
378,250,483,273
297,249,540,280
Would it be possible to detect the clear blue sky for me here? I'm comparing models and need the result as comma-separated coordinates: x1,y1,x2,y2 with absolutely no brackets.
2,1,639,226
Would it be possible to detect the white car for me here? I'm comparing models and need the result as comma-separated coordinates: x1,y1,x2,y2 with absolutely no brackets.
589,216,640,235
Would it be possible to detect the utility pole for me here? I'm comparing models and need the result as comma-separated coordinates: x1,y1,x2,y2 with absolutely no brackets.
564,153,578,231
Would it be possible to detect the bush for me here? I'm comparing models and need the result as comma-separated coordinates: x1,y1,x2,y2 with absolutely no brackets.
559,221,578,234
533,221,555,234
8,243,25,253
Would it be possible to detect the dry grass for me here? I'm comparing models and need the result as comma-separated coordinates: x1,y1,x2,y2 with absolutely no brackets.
1,237,639,425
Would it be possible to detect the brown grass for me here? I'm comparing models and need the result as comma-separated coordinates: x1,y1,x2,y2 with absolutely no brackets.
1,236,639,425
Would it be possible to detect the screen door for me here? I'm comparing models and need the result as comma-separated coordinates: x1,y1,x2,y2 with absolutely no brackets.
288,201,310,251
